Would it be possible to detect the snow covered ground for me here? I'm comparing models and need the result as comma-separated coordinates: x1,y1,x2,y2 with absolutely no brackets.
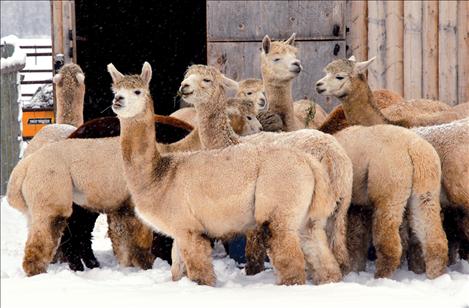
1,197,468,308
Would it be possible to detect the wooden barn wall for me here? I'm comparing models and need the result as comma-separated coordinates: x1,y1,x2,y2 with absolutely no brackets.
207,0,468,110
347,0,468,106
207,1,347,112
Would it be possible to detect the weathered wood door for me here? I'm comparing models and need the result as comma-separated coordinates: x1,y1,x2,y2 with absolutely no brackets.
207,0,346,112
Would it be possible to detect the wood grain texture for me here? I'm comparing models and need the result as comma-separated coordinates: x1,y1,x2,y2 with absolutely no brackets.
439,0,458,105
457,0,469,104
367,1,386,90
207,1,345,41
346,0,367,60
385,1,403,95
422,1,439,100
207,40,346,112
404,1,423,99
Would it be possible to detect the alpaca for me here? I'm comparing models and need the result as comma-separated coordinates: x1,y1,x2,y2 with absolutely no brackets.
333,125,448,278
315,57,463,129
293,99,327,129
177,64,352,281
109,61,338,286
6,112,197,276
261,33,301,131
23,63,85,157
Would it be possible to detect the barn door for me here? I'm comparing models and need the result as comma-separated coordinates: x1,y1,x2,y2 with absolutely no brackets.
207,1,346,112
50,0,77,69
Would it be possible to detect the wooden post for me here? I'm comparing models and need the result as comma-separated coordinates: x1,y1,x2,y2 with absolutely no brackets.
439,0,458,106
385,1,403,95
368,1,386,90
457,0,469,104
404,1,423,99
346,0,368,61
422,1,439,100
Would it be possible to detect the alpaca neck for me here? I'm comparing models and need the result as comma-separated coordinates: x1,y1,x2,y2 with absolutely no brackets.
340,77,390,126
263,77,297,132
119,99,161,193
194,90,240,150
56,91,84,127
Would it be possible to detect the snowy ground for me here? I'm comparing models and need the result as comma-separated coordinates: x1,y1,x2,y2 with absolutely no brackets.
1,197,468,308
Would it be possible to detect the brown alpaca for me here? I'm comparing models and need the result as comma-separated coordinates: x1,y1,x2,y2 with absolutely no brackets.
293,99,327,129
261,34,301,132
315,57,463,129
110,62,337,286
334,125,448,278
23,63,85,157
177,64,352,281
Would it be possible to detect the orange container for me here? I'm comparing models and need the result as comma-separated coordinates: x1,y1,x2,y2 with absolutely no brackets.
22,108,55,138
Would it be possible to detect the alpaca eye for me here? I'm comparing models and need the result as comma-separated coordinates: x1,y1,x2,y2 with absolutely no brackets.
247,92,252,95
134,90,141,95
336,76,344,80
203,79,211,83
273,58,281,62
247,116,252,120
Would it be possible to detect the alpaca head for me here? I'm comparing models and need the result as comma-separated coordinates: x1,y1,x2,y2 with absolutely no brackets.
315,56,376,98
53,63,85,103
236,79,268,112
261,33,302,82
227,98,263,135
107,62,153,118
179,64,238,108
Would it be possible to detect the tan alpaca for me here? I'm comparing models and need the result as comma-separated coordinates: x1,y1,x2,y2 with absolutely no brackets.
261,34,302,132
109,62,340,286
334,125,448,278
315,57,463,128
23,63,85,157
293,99,327,129
177,64,352,281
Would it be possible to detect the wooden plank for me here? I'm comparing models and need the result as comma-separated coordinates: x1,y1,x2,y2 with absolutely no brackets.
207,40,346,113
52,1,64,57
404,1,423,99
367,1,386,90
385,1,403,95
346,0,367,60
207,1,345,41
71,0,77,62
439,0,458,106
422,1,439,100
457,0,469,104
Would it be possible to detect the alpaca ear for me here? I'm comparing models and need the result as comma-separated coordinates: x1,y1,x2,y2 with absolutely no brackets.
354,57,376,74
76,73,85,85
222,75,239,91
141,61,152,86
348,55,356,62
262,35,271,54
107,63,124,83
52,73,62,84
285,33,296,46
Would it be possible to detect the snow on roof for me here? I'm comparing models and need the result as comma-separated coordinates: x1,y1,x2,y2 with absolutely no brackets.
0,35,27,72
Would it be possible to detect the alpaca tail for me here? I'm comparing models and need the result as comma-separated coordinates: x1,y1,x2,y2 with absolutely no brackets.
307,157,336,223
6,160,28,214
407,138,448,278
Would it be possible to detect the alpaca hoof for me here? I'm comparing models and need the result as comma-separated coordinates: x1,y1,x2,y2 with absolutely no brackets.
131,250,155,270
425,259,447,279
83,257,100,269
191,274,216,286
278,273,306,286
68,259,85,272
23,260,47,277
245,261,264,276
313,268,342,285
374,268,394,279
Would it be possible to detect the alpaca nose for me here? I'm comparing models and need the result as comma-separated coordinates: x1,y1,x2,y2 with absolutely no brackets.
291,61,302,73
114,95,124,101
316,81,324,87
179,83,192,95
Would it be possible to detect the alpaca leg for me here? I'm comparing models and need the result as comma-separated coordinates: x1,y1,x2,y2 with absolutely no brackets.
372,199,406,278
23,213,69,276
406,233,426,274
408,193,448,279
107,206,155,270
346,205,372,272
171,240,186,281
301,219,342,284
327,196,351,274
245,225,269,276
178,232,215,286
151,233,174,264
267,221,306,285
